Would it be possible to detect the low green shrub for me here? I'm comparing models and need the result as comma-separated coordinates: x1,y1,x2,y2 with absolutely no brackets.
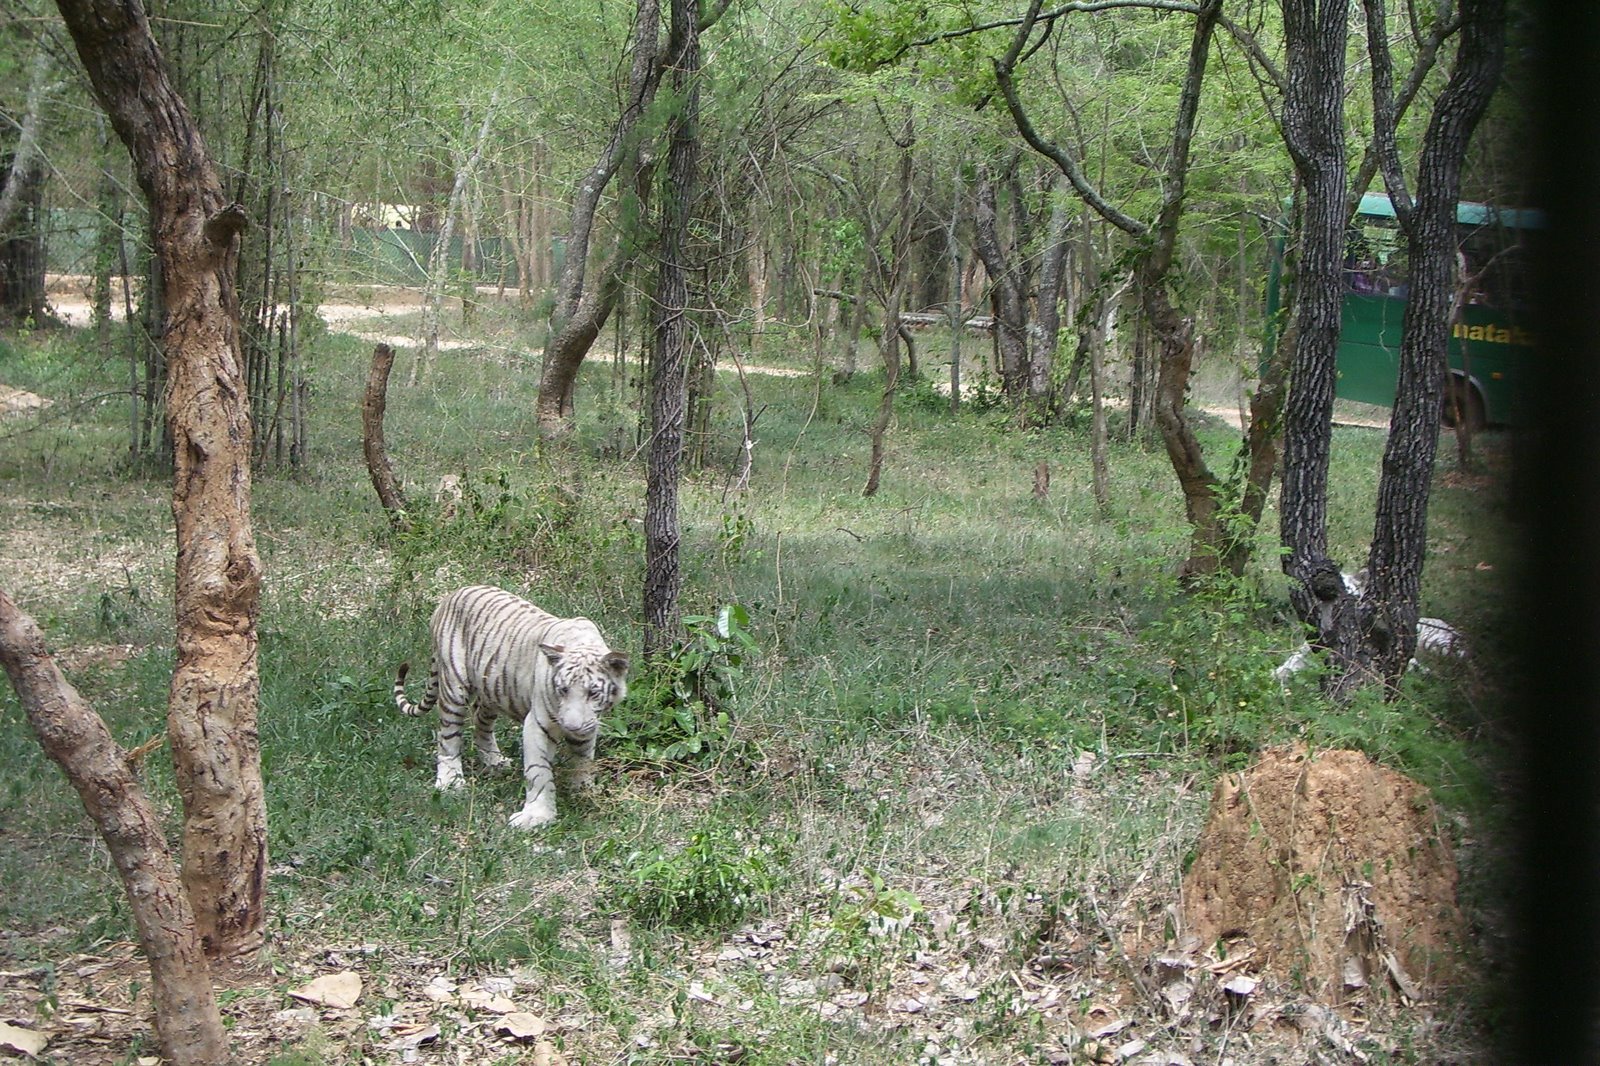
1145,575,1294,765
606,605,754,765
606,822,781,929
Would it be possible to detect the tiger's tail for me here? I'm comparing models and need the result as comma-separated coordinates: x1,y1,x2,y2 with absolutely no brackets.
394,660,438,718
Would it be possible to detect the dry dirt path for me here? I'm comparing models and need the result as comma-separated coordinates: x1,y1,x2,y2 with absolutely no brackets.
38,277,1384,418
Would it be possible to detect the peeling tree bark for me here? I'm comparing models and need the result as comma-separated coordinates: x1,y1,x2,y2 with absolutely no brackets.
362,343,409,527
0,589,231,1066
54,0,267,959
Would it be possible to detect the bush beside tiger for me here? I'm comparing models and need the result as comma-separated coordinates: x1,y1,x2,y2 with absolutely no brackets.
393,585,630,829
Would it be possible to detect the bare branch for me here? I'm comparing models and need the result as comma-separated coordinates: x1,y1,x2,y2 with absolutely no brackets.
1217,11,1284,94
1362,0,1415,223
991,0,1147,236
880,0,1202,68
1347,4,1460,213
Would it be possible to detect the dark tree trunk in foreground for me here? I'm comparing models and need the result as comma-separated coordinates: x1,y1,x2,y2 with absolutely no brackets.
56,0,267,958
362,343,409,527
1278,0,1352,626
644,0,700,655
0,589,231,1066
1293,0,1504,698
0,154,46,326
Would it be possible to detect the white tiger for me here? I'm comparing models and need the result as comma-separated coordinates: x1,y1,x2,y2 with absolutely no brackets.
394,585,629,829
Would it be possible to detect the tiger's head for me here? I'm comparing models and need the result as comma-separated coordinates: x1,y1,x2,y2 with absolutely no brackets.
540,642,630,741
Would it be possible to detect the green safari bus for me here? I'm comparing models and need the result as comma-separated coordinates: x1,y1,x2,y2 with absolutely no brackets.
1268,192,1542,427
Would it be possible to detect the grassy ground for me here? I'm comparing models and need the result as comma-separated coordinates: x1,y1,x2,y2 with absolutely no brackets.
0,307,1514,1064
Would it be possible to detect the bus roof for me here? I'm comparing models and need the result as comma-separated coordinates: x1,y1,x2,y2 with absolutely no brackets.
1357,191,1546,229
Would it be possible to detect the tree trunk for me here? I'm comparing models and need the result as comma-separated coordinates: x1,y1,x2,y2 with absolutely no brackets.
862,275,903,497
1145,278,1229,579
945,198,964,414
996,0,1248,580
1089,301,1110,510
498,161,530,301
972,171,1030,400
748,205,769,338
55,0,266,960
1060,218,1097,406
0,48,53,326
863,111,916,498
1336,0,1505,694
0,590,232,1066
363,343,409,527
414,90,499,385
1137,0,1226,580
1028,178,1071,405
538,0,666,439
1278,0,1352,625
839,264,868,380
0,151,47,327
552,0,662,325
643,0,700,656
536,156,656,441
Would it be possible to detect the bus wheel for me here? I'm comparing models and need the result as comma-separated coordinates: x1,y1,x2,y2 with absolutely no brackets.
1442,376,1486,432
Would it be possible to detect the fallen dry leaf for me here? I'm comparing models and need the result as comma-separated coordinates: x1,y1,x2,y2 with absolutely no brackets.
288,970,363,1010
383,1023,440,1051
0,1021,47,1058
1222,974,1259,997
497,1012,548,1040
422,976,458,1003
460,985,519,1013
532,1038,568,1065
274,1007,319,1026
1114,1037,1146,1060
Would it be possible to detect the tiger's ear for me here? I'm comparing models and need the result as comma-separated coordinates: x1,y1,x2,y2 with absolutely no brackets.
540,642,567,665
603,651,630,678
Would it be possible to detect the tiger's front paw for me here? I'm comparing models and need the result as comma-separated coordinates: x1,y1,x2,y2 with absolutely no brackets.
508,803,557,830
434,763,466,791
477,750,513,771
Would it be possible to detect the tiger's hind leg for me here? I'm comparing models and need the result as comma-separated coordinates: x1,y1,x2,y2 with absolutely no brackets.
433,677,471,791
473,705,512,770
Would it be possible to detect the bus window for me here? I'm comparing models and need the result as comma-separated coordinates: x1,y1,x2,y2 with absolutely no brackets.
1345,214,1408,297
